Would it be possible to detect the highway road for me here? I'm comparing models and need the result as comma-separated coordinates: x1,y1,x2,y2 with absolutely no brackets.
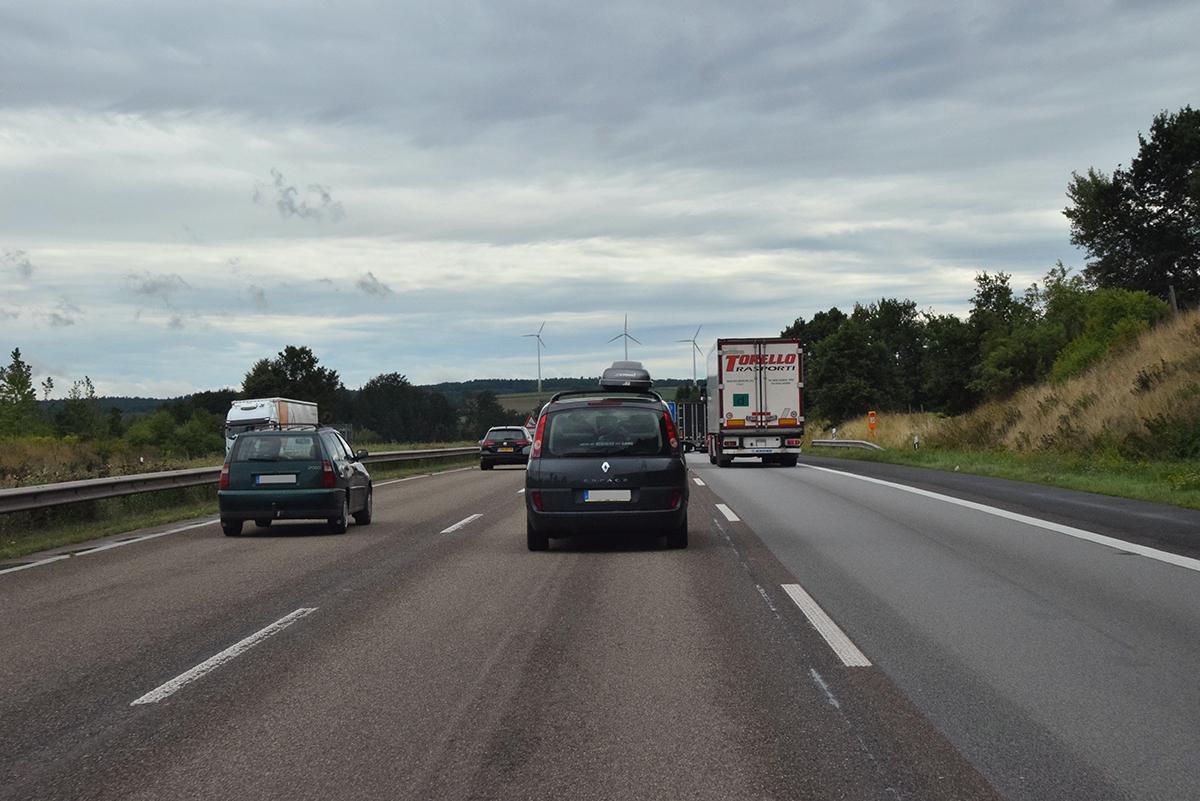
1,457,1197,800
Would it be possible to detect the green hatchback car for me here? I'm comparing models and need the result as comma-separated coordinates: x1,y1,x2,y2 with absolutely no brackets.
218,428,373,536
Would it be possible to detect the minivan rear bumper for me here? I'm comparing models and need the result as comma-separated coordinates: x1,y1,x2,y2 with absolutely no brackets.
218,489,343,520
526,504,686,537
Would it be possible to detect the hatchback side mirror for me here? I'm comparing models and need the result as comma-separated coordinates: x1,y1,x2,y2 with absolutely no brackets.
356,449,369,460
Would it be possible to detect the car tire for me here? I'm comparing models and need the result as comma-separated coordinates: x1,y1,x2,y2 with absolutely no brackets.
353,486,373,525
222,519,243,537
480,461,493,471
666,513,688,549
328,494,349,534
254,519,272,528
527,518,549,551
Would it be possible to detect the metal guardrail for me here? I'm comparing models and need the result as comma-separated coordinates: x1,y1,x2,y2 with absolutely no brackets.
810,439,884,452
0,447,479,515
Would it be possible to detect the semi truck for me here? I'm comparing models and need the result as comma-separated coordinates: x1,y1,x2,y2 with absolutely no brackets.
675,400,706,452
224,397,319,453
705,338,804,467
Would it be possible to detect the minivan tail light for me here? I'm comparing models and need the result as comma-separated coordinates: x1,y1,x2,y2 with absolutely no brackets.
530,415,547,459
529,490,544,511
219,463,230,490
662,410,680,454
668,489,683,509
321,460,336,488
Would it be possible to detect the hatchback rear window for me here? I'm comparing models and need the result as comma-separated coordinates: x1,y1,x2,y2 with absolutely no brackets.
544,406,665,457
232,434,321,462
487,429,527,440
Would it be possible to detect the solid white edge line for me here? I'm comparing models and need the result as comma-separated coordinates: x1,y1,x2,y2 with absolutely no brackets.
715,503,740,522
693,477,706,486
131,607,318,705
440,513,483,534
781,583,872,667
803,465,1200,575
0,519,218,577
374,464,477,487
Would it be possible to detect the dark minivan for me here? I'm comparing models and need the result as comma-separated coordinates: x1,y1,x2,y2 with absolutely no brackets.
218,427,373,536
524,362,688,550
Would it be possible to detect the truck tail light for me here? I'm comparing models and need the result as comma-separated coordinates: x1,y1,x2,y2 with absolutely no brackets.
785,438,803,446
219,463,230,490
321,460,336,488
530,415,547,459
662,410,680,454
722,439,737,449
529,490,544,511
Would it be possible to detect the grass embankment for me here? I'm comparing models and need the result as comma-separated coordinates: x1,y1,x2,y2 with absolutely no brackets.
807,309,1200,510
0,444,480,562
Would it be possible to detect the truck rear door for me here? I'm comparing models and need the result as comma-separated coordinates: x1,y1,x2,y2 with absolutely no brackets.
757,340,802,429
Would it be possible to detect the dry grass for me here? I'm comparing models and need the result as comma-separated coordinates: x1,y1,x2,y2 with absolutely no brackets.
939,308,1200,453
809,308,1200,456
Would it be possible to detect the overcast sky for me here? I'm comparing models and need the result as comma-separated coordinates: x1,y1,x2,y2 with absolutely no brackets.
2,0,1197,396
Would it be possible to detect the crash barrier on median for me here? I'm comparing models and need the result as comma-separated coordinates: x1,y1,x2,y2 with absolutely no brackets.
0,448,479,515
809,439,885,452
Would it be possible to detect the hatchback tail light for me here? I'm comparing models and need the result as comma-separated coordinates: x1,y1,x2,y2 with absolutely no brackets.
662,410,680,455
530,415,547,459
321,460,336,488
481,439,495,448
219,463,230,490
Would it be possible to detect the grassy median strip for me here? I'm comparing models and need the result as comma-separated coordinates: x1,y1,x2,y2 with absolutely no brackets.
806,446,1200,511
0,453,482,562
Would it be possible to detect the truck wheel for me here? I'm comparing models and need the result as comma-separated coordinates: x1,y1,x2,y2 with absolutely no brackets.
781,455,799,467
718,455,733,467
222,519,243,537
527,518,549,551
708,445,717,465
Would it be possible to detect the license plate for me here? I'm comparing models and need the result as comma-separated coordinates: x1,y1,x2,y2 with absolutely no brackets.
753,448,772,453
498,447,514,452
256,474,297,485
583,489,631,502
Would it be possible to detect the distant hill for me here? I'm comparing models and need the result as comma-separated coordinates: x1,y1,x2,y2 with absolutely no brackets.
38,396,168,416
421,377,694,406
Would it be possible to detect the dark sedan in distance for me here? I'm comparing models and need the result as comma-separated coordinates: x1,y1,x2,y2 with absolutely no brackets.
479,426,531,470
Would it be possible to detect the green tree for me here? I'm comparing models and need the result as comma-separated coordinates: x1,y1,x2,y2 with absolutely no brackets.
0,348,44,435
1064,106,1200,306
56,377,103,438
242,346,343,420
781,307,848,347
851,298,925,411
808,319,894,424
920,313,979,414
1049,288,1170,381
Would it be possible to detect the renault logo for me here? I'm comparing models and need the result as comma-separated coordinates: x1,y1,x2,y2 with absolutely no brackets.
601,461,611,473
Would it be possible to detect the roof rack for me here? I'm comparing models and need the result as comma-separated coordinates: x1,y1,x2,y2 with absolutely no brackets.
547,388,664,404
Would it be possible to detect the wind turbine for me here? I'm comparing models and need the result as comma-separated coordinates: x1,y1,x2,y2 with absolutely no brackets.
522,321,547,399
608,314,641,360
677,324,704,383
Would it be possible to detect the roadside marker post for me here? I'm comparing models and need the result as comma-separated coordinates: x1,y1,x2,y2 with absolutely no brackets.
867,410,877,438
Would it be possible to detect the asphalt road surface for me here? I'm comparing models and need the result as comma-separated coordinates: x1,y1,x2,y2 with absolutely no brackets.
2,457,1197,800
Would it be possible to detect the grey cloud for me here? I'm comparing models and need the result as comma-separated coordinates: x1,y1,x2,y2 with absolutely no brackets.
248,284,268,310
4,250,34,279
127,271,189,305
45,297,82,327
356,271,392,297
254,169,345,222
168,314,186,330
227,256,241,272
0,307,19,320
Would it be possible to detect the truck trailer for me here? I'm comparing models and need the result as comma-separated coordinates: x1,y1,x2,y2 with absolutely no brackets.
705,338,804,467
224,397,319,453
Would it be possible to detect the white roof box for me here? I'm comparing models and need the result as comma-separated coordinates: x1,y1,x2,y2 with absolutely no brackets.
600,361,653,390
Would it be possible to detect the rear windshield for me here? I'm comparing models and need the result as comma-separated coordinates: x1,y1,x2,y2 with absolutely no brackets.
487,428,527,440
231,434,321,462
544,406,665,457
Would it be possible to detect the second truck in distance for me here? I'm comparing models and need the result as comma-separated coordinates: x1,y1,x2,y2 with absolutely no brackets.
706,338,804,467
